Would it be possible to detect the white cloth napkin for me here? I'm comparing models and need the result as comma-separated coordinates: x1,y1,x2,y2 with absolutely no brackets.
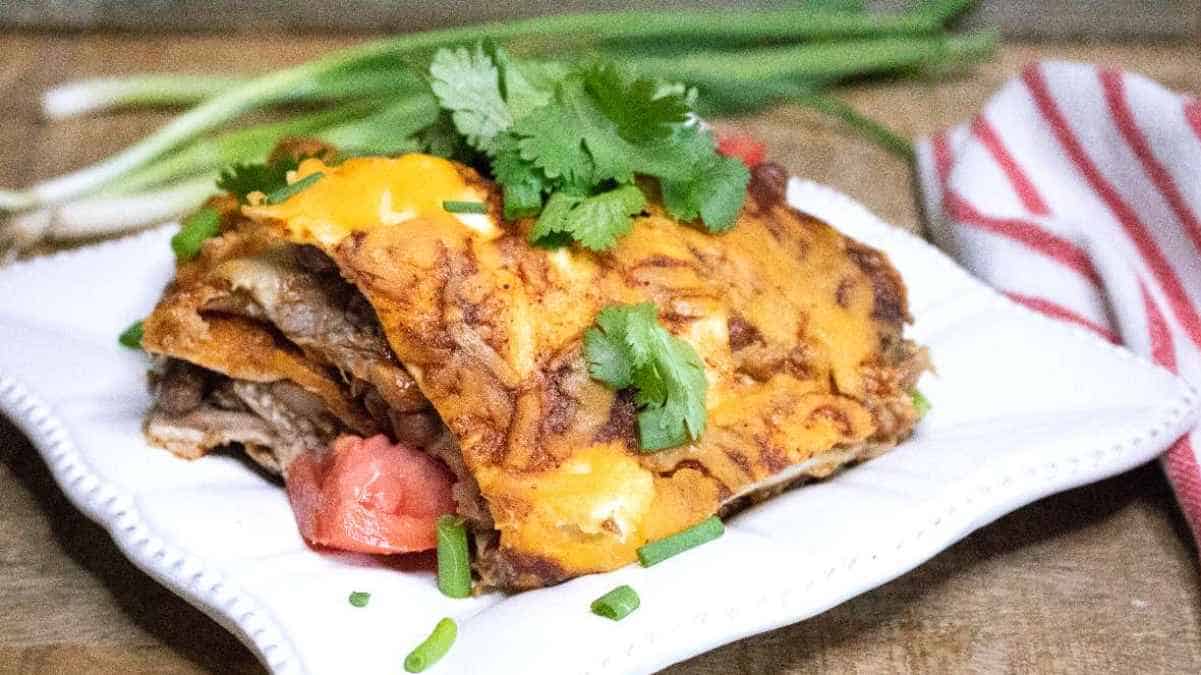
916,60,1201,542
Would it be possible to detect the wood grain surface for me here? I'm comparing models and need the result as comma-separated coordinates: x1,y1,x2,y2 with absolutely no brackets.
1,32,1200,674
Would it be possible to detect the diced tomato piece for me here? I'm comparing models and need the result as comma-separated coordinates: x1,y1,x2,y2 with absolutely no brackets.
716,133,767,168
284,434,455,554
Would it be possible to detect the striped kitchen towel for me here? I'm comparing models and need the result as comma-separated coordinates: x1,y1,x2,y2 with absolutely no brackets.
916,61,1201,542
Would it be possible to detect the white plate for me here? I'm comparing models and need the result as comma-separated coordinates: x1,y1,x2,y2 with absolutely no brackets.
0,180,1196,675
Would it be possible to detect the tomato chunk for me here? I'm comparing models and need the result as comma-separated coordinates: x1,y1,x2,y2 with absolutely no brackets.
716,133,767,168
284,434,455,554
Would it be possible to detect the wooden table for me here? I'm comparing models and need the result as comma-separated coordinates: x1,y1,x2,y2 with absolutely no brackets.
2,33,1200,674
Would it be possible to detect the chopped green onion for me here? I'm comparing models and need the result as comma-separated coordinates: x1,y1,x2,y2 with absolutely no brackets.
170,207,221,261
442,200,488,214
265,172,323,204
348,591,371,607
118,320,144,349
911,389,931,418
591,585,640,621
436,515,471,599
637,516,724,567
404,617,457,673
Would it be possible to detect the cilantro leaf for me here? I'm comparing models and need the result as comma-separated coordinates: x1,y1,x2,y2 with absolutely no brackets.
583,303,708,451
513,102,595,186
528,190,582,243
693,156,751,232
583,62,689,144
560,185,646,251
583,327,632,388
638,400,689,450
632,327,707,450
485,41,552,121
216,156,300,202
661,153,750,233
429,45,514,154
509,74,644,188
559,81,638,184
529,185,646,252
646,125,750,232
614,302,659,368
492,134,547,219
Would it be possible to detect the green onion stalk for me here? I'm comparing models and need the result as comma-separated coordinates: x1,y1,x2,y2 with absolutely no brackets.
41,75,243,120
4,177,216,256
42,65,430,120
620,31,997,87
0,4,979,210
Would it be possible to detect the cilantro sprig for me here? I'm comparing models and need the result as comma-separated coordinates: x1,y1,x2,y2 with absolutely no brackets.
584,303,708,451
428,45,750,251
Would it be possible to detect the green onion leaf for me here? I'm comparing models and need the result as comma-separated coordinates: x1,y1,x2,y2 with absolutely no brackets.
265,172,323,204
118,320,144,349
170,207,221,261
590,585,640,621
636,516,724,567
404,617,457,673
442,200,488,214
436,515,472,599
348,591,371,608
911,389,931,418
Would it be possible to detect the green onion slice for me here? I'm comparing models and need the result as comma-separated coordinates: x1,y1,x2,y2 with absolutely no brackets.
442,200,487,214
404,617,457,673
118,320,144,349
348,591,370,608
591,585,640,621
911,389,931,418
170,207,221,261
436,515,471,599
265,172,323,204
637,516,724,567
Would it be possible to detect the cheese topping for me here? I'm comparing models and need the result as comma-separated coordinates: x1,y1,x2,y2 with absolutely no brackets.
245,155,496,246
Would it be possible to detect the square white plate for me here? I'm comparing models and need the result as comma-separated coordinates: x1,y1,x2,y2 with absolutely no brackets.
0,180,1195,675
